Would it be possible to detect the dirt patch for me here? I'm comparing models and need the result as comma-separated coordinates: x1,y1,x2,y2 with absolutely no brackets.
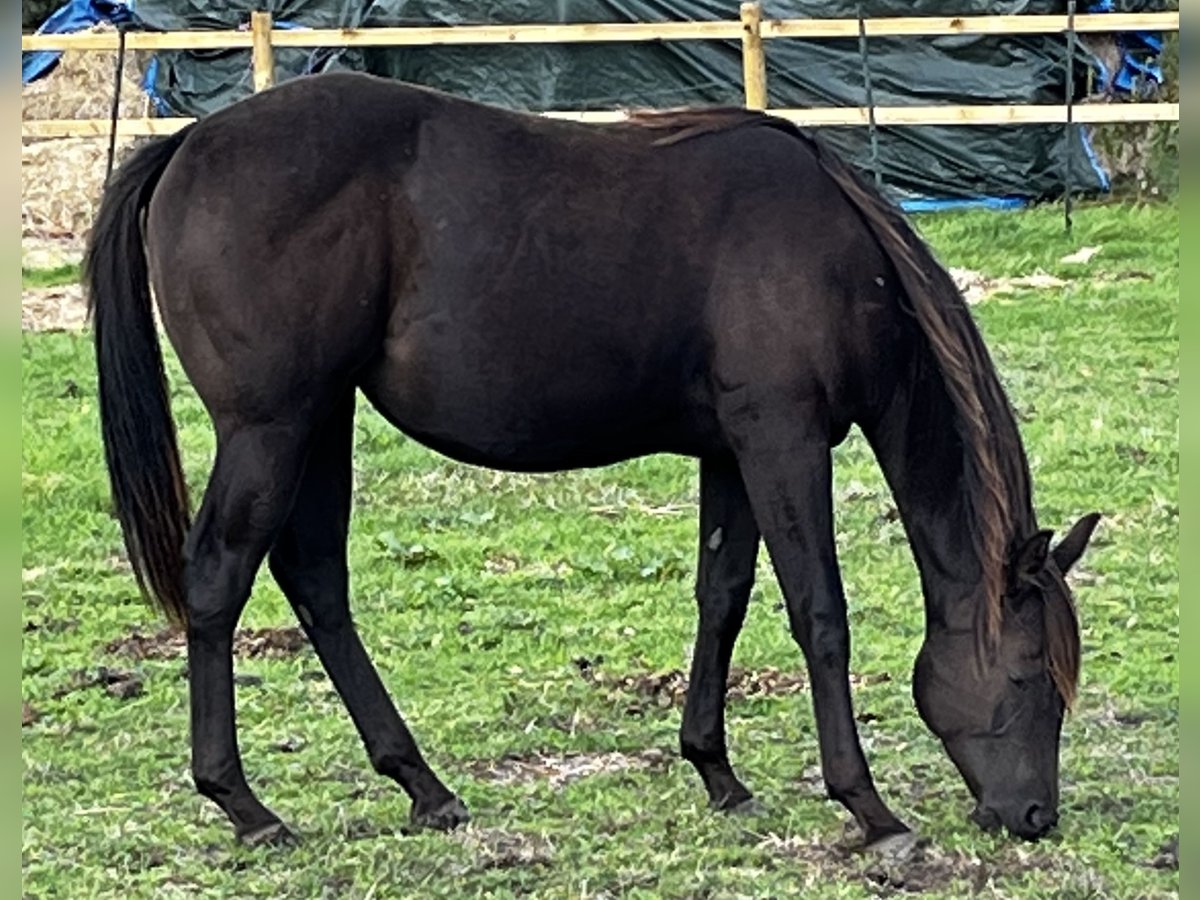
447,826,555,874
50,665,144,700
23,283,88,333
579,663,806,709
1149,833,1178,871
21,267,172,336
105,626,309,661
577,660,890,712
464,748,673,788
949,267,1068,305
22,234,88,334
23,702,40,727
756,831,1075,896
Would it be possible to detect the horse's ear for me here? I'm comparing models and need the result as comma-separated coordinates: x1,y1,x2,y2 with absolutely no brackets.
1012,530,1053,584
1052,512,1102,574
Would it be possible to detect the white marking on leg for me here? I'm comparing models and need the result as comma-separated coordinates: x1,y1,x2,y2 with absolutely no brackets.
707,527,724,551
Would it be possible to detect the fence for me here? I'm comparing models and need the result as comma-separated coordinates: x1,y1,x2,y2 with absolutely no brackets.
20,3,1180,139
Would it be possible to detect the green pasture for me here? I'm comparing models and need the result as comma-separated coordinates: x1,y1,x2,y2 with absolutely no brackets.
21,200,1178,898
21,263,80,290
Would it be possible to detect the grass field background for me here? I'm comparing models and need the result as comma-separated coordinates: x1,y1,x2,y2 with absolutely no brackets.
22,200,1178,898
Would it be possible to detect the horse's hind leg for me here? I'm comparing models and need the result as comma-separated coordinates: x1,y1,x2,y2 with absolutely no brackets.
267,392,467,831
185,419,316,846
680,455,761,811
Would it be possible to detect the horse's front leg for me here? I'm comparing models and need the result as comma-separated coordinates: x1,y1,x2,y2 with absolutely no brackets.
731,412,911,848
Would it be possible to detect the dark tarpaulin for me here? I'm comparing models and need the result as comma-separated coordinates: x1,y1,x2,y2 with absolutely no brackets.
123,0,1166,202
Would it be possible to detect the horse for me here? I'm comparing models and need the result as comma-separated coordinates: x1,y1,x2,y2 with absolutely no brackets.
85,71,1100,851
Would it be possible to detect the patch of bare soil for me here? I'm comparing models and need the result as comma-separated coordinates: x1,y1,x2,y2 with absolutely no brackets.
576,659,890,712
946,257,1154,308
949,267,1069,305
50,665,144,700
22,234,88,334
577,662,804,709
464,747,673,788
447,826,555,874
23,283,87,333
756,831,1073,896
23,702,39,727
1149,833,1178,871
105,626,309,661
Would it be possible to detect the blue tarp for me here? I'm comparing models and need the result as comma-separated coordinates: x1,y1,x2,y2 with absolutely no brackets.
1086,0,1166,96
23,0,137,84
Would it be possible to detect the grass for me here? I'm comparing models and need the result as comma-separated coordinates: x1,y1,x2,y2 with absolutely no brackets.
22,263,81,290
21,199,1178,898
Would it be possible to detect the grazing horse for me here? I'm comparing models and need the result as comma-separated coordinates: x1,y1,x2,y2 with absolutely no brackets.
85,72,1100,850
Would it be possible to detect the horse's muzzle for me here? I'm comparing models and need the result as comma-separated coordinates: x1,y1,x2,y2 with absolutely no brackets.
971,802,1058,841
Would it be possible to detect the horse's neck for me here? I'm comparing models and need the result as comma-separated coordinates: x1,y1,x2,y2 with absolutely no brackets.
863,356,988,627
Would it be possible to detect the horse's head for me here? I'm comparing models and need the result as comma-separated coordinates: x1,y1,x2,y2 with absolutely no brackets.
912,512,1101,840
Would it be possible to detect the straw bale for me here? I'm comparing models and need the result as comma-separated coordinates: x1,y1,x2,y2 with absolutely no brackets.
22,22,158,243
22,136,144,241
22,22,152,121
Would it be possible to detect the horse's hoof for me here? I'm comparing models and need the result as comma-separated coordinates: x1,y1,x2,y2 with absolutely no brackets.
238,820,298,848
718,796,766,817
410,797,470,832
863,829,918,861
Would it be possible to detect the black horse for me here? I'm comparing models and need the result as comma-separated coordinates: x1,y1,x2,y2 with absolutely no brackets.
86,72,1100,850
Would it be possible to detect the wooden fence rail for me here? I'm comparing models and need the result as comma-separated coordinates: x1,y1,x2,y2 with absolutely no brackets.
19,11,1181,50
21,5,1181,139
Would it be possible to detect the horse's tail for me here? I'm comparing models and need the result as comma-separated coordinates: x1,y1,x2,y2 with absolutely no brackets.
809,138,1027,655
85,128,194,628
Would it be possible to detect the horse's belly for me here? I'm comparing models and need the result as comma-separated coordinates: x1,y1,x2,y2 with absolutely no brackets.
357,334,707,472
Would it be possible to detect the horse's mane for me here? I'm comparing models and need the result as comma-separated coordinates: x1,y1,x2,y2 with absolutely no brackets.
626,106,1077,705
624,106,797,145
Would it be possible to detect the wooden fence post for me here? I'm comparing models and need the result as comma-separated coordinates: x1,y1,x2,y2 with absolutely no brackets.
251,11,275,91
740,2,767,109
